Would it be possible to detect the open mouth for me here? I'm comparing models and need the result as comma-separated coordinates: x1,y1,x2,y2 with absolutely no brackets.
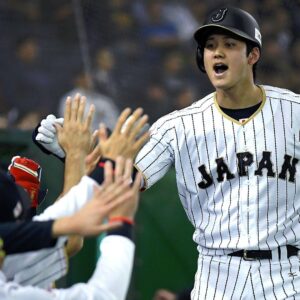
213,63,228,74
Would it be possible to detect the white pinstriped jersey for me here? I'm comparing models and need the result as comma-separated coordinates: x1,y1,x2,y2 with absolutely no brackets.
135,85,300,256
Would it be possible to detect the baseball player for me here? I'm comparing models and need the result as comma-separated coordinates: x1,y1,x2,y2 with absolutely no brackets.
32,6,300,299
133,6,300,299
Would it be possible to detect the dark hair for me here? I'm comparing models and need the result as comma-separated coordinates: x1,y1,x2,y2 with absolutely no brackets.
246,40,260,81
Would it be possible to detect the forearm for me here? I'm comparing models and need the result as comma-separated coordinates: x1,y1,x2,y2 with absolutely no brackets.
51,216,79,238
34,176,97,221
61,151,86,196
88,234,135,300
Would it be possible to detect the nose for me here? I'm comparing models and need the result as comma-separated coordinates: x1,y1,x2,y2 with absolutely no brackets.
213,45,225,58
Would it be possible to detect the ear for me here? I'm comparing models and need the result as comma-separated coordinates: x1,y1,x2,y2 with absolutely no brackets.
248,47,260,65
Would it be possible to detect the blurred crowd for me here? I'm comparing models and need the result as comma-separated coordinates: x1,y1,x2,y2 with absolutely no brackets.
0,0,300,129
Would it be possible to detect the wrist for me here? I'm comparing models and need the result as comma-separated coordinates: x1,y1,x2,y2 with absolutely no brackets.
107,222,134,240
65,150,88,159
109,216,135,225
89,157,116,185
52,216,77,237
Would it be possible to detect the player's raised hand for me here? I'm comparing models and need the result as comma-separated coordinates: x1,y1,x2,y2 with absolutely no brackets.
55,93,95,157
35,114,65,158
66,157,141,236
55,184,123,237
86,108,150,165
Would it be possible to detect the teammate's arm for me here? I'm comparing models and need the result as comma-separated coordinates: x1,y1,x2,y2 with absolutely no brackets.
56,93,95,196
0,158,140,300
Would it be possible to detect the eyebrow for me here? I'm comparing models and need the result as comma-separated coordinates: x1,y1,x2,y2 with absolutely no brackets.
206,35,237,41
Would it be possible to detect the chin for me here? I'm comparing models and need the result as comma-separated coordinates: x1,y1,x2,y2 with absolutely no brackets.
212,80,230,90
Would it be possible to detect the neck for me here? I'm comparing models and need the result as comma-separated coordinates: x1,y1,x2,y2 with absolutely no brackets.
215,82,262,109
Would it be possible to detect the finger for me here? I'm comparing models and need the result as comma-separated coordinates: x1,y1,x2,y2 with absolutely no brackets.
55,118,64,125
132,171,142,192
103,160,114,187
123,158,133,181
54,123,63,135
86,144,101,164
70,93,81,121
40,119,57,133
100,179,131,204
46,114,57,121
129,115,149,140
122,108,143,136
91,185,105,202
115,156,125,181
38,126,55,138
84,104,95,129
85,153,100,175
102,190,129,210
64,97,72,122
36,133,53,143
77,96,86,123
90,129,99,150
114,108,132,134
133,131,150,152
98,123,108,142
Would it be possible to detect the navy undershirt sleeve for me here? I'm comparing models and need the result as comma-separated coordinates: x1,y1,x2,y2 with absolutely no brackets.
0,220,56,254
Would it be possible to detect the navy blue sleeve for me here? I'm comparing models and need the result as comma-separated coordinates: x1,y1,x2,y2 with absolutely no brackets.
107,223,133,240
0,220,57,254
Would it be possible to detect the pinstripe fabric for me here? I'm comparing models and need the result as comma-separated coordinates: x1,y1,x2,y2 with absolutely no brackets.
135,85,300,298
2,238,67,289
190,255,300,300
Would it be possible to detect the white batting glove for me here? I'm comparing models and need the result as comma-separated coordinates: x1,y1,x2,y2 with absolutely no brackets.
35,114,65,158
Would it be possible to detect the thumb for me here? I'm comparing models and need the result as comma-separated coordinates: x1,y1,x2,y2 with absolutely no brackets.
54,123,63,134
98,123,108,141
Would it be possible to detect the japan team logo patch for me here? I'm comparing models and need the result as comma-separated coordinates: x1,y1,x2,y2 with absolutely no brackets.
211,8,228,23
255,28,262,45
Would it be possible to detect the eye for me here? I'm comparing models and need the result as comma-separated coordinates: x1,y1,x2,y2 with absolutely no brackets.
205,41,214,49
225,40,236,48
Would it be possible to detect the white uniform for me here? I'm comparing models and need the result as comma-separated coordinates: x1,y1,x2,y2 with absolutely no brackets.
0,235,134,300
135,85,300,299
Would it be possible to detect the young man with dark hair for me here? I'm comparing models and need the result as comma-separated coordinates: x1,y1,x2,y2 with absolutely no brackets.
134,6,300,299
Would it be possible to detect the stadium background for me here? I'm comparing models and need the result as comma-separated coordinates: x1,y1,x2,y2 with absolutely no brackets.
0,0,300,298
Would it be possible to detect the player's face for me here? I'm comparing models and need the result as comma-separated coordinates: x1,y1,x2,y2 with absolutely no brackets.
203,34,253,90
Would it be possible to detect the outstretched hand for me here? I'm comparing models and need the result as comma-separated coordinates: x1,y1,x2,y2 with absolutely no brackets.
62,156,141,236
55,93,95,157
85,108,150,174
